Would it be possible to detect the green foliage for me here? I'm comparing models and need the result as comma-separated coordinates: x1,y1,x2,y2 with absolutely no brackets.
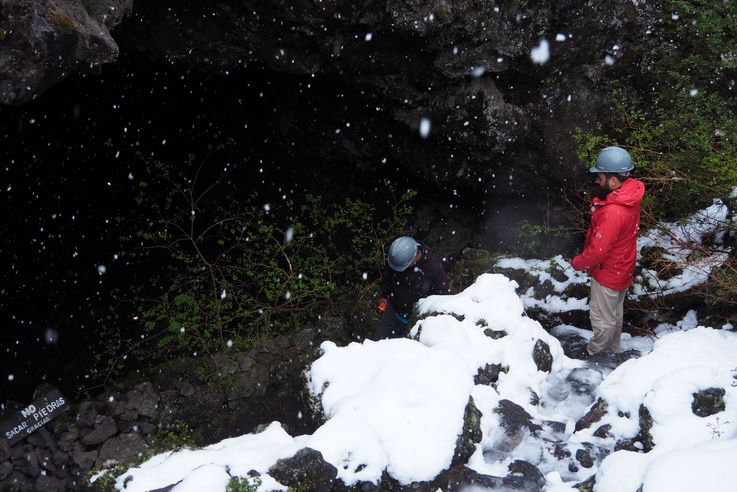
510,220,576,259
702,258,737,308
80,466,128,492
448,250,500,292
575,1,737,221
149,420,197,452
512,220,545,257
119,158,415,363
227,477,262,492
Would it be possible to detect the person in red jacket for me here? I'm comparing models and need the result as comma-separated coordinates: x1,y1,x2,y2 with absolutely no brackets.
571,146,645,356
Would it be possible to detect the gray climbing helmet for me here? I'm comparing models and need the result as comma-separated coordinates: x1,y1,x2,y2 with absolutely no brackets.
589,146,635,174
388,236,419,272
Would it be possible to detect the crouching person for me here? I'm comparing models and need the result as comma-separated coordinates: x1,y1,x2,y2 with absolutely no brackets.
374,236,450,340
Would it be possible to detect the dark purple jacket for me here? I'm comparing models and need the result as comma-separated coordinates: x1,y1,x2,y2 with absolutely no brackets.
379,244,450,318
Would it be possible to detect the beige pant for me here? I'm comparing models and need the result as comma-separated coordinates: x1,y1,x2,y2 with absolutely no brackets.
587,278,627,355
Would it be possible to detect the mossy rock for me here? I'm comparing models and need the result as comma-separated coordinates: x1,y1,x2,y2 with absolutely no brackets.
692,387,725,417
532,339,553,372
563,282,590,299
452,397,483,465
474,363,502,385
549,263,570,283
637,404,654,452
482,327,507,339
533,279,555,300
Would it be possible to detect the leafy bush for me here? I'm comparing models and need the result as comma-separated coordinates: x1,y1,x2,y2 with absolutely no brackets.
118,158,415,363
227,477,262,492
148,419,197,452
575,0,737,223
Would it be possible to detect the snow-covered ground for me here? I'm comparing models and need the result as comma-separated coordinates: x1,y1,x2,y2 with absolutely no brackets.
108,272,737,492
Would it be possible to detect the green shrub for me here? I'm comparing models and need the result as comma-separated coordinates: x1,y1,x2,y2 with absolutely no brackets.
148,419,197,452
110,157,415,365
509,220,577,259
227,476,261,492
575,0,737,223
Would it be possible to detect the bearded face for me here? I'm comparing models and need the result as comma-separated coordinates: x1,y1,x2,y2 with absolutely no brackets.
592,173,614,200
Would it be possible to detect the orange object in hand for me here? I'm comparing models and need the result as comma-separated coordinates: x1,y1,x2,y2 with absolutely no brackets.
377,298,388,312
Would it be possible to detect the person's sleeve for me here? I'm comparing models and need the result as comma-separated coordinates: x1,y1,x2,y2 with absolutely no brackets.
379,270,391,298
572,209,623,271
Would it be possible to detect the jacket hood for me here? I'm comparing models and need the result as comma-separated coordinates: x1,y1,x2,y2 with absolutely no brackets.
594,178,645,208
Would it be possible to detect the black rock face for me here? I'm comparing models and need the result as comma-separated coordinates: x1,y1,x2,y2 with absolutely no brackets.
0,0,133,105
113,0,658,190
268,447,338,492
3,0,659,191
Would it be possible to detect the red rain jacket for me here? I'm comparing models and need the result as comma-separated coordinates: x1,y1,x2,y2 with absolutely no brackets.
572,178,645,290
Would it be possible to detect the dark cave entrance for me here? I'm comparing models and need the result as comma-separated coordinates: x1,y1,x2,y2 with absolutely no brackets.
0,44,577,404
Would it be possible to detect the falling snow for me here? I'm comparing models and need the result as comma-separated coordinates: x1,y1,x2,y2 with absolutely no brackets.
530,39,550,65
419,117,431,138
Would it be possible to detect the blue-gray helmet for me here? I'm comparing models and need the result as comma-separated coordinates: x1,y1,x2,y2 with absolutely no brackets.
589,146,635,174
388,236,419,272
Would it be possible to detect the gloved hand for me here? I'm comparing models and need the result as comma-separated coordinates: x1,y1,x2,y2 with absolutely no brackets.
377,298,388,312
394,312,409,326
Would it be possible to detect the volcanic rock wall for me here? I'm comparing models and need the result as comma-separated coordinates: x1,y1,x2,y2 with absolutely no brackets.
0,0,659,190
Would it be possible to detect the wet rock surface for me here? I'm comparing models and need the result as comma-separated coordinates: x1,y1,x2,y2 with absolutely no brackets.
496,399,542,437
452,397,483,466
532,339,553,372
268,447,338,492
574,398,608,432
0,0,133,105
474,363,502,386
440,461,545,492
